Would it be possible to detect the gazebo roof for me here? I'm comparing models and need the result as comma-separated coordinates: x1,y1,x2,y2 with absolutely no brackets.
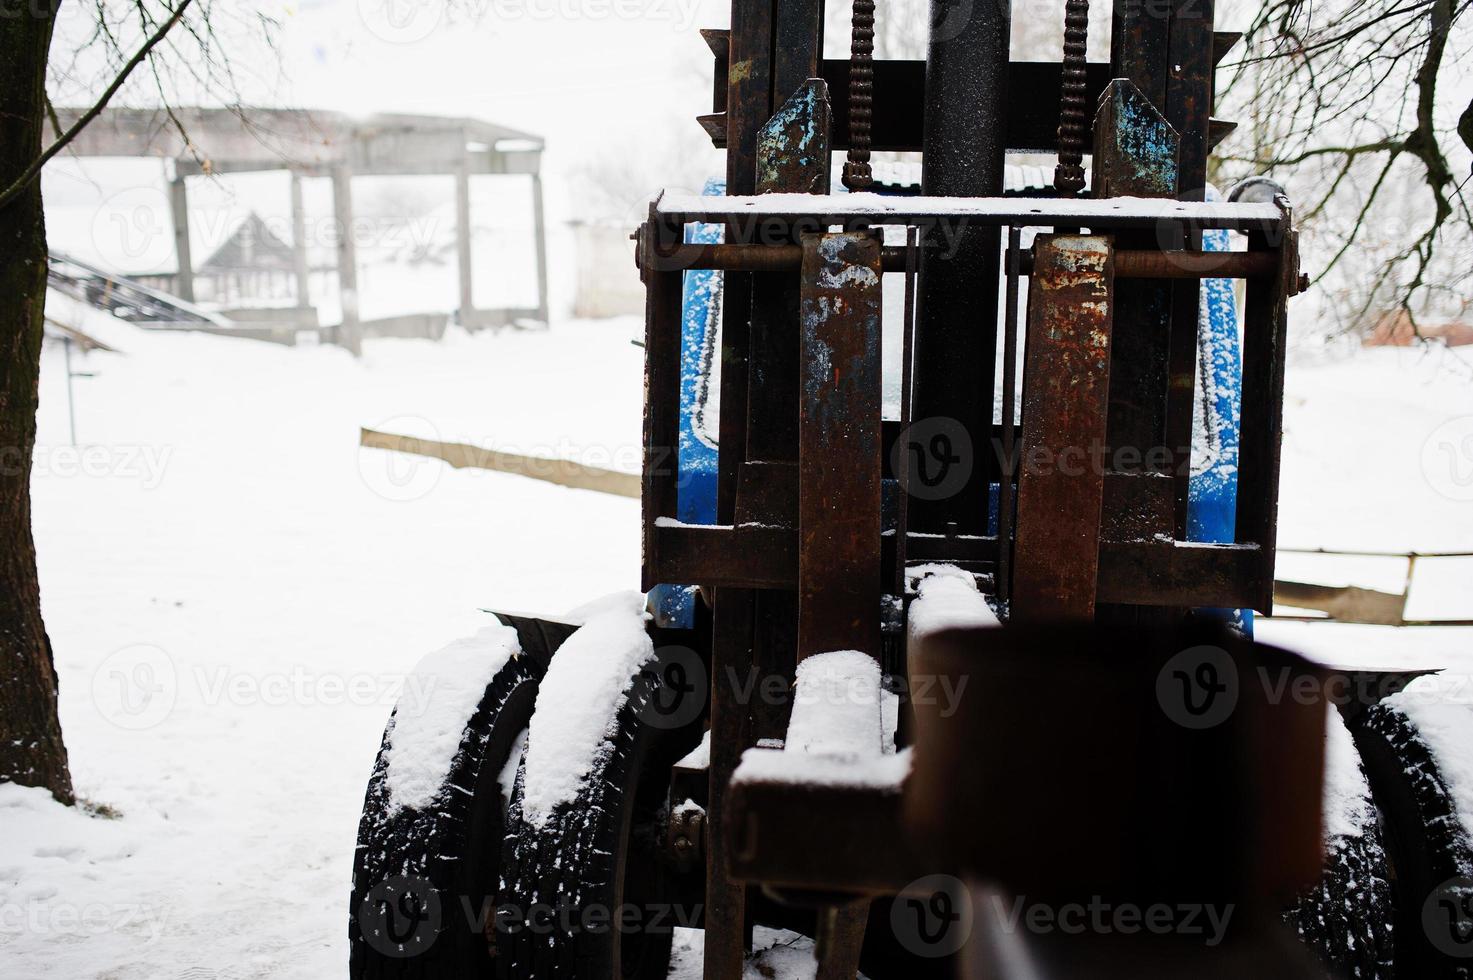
53,106,543,177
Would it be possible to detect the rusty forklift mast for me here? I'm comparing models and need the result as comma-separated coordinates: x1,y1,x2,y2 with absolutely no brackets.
637,0,1314,975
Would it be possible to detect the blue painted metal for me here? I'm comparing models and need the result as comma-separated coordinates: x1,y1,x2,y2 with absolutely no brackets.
1091,79,1180,199
650,178,725,628
755,80,832,195
1188,186,1252,634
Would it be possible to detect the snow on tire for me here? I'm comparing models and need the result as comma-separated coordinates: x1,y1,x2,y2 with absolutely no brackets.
495,630,703,980
1351,680,1473,978
1285,707,1395,978
350,627,543,979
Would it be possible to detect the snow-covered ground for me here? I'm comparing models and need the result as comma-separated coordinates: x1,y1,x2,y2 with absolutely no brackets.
2,295,1471,977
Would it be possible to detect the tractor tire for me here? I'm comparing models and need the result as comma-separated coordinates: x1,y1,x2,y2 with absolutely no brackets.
1350,689,1473,978
496,654,703,980
1285,709,1396,979
349,651,543,979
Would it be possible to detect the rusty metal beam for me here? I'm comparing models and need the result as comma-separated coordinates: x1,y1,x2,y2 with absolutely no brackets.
1011,236,1115,623
797,232,884,661
641,241,1278,279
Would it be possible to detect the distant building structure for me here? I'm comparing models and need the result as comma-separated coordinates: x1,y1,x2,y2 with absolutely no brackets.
52,106,549,353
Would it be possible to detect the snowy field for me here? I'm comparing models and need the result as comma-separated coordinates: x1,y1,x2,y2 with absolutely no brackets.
2,297,1471,977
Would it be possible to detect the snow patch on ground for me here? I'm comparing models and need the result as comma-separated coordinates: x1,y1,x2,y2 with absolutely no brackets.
383,624,522,813
518,607,655,828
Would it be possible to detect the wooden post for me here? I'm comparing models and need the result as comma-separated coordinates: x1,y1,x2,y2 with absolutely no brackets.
454,162,475,326
168,171,194,302
289,171,311,310
331,164,361,356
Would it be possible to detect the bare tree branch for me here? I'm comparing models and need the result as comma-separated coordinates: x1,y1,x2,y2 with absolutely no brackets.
0,0,193,213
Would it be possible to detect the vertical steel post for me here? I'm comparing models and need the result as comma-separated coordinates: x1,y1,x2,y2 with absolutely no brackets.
913,0,1010,535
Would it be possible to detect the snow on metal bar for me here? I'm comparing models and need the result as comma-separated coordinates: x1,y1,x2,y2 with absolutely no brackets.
907,564,1001,640
786,650,884,757
732,650,911,791
655,190,1284,231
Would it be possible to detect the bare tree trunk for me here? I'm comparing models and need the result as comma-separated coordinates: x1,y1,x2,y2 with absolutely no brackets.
0,1,74,806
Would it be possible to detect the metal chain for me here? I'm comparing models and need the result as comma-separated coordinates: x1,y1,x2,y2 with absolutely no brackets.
1053,0,1090,195
842,0,876,192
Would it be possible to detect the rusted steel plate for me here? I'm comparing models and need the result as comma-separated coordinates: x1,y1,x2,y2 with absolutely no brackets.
798,232,884,660
1091,79,1180,199
1096,541,1263,607
1236,226,1296,612
640,241,683,592
1011,235,1115,623
756,78,831,196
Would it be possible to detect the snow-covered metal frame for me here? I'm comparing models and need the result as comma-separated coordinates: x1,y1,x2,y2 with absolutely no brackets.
636,190,1299,616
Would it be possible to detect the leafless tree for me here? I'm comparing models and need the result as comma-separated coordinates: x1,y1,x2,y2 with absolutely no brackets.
0,0,279,805
1215,0,1471,336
